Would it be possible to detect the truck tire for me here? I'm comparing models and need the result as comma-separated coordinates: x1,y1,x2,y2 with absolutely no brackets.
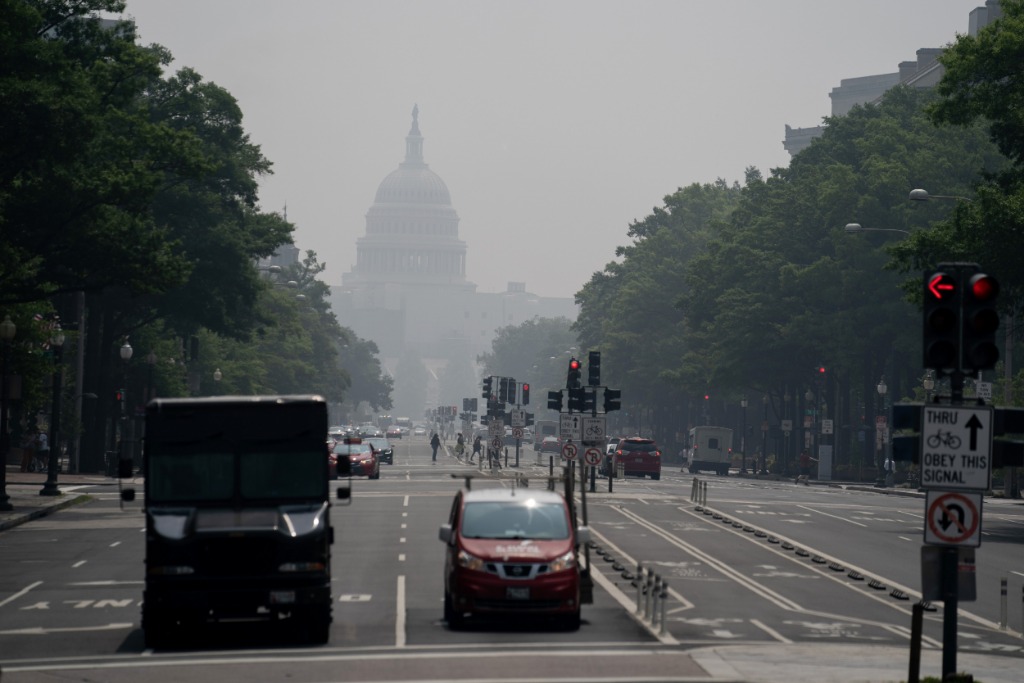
651,472,661,481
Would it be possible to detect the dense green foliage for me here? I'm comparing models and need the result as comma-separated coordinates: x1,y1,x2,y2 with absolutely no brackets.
0,1,391,468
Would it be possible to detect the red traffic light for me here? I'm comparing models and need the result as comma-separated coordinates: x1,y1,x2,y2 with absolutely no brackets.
569,359,580,370
926,272,957,300
968,273,999,301
818,366,826,374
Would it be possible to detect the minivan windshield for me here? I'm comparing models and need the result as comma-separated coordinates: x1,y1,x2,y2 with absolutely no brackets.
461,501,570,540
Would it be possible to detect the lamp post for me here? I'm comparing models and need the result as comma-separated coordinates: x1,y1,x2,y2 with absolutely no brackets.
145,350,157,404
40,325,65,496
909,189,972,203
844,223,910,236
117,341,133,473
740,397,748,474
760,394,768,475
0,315,16,510
876,375,888,487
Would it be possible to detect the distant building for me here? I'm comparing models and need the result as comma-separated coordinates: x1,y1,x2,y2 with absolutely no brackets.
784,1,1003,156
329,107,576,366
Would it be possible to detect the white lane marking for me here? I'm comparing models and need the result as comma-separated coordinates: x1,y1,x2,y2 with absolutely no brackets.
72,561,86,568
0,581,43,608
399,537,406,543
68,581,143,586
398,554,406,562
403,495,409,507
1011,571,1024,579
401,523,407,529
109,541,121,548
898,536,914,542
797,505,867,527
395,575,406,648
0,623,133,635
749,618,792,644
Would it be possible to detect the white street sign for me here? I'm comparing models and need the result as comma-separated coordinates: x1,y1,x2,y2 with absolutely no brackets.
582,416,606,443
490,437,503,450
488,420,503,438
781,419,793,433
821,419,834,435
976,381,992,400
924,490,982,547
920,405,993,491
583,447,602,466
560,413,582,441
510,409,525,428
561,442,578,461
511,427,524,440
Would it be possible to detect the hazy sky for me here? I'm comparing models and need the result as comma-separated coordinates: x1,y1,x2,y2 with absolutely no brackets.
121,0,982,299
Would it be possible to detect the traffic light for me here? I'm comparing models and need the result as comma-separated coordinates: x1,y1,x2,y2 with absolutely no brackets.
482,376,493,400
603,388,621,412
463,398,470,412
115,388,126,414
567,387,584,412
547,390,563,411
469,398,478,412
508,379,517,405
521,383,530,405
923,270,960,372
961,272,1000,371
567,357,581,389
588,351,601,386
499,377,509,403
582,387,596,413
525,412,534,426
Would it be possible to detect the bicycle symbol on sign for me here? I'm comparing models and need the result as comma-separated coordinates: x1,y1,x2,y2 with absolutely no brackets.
926,430,961,449
585,424,604,438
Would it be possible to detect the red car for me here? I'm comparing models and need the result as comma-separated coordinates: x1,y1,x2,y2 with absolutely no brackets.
607,437,662,480
386,426,403,439
331,437,380,479
438,487,590,629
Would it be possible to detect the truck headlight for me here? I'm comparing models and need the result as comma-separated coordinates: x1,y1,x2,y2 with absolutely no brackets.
457,550,486,571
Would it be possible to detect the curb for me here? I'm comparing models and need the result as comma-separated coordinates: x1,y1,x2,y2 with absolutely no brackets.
0,493,92,533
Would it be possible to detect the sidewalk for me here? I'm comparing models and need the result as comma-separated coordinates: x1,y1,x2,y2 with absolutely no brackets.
0,465,116,532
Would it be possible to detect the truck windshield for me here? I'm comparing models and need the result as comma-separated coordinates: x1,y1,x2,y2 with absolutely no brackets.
147,449,324,502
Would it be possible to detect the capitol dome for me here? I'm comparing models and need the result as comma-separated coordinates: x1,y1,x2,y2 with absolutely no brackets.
372,105,452,206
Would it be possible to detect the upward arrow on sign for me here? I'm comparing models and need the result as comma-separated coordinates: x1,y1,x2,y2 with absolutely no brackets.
966,413,983,451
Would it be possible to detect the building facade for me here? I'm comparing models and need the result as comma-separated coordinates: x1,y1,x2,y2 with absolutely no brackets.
784,1,1003,156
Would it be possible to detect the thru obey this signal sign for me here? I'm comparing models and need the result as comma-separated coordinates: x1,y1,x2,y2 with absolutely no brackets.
925,490,982,547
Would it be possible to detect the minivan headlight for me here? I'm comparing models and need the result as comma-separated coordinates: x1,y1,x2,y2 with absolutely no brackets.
457,550,486,571
548,550,577,573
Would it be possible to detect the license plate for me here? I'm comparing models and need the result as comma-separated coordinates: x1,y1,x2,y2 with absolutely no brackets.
506,586,529,600
635,458,644,463
269,590,296,605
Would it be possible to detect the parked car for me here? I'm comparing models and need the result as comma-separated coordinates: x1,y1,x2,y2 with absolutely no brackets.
438,487,590,629
332,437,380,479
604,437,662,480
365,437,394,465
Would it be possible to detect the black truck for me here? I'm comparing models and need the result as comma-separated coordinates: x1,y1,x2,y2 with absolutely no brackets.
135,395,347,647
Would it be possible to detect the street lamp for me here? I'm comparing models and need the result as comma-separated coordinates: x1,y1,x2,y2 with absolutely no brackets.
909,188,972,203
116,341,132,475
40,324,65,496
760,394,769,475
844,223,910,236
146,350,157,404
876,375,888,487
0,315,16,510
213,368,222,382
740,397,748,474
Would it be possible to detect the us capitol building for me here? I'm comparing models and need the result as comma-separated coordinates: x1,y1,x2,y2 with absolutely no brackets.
328,106,576,365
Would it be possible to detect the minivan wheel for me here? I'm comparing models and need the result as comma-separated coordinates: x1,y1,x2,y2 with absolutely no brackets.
561,608,581,631
651,472,660,481
444,590,463,628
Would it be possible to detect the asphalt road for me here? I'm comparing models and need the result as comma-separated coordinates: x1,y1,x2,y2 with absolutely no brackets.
1,435,1023,682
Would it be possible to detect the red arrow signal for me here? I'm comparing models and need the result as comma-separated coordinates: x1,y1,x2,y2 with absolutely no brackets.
928,273,957,300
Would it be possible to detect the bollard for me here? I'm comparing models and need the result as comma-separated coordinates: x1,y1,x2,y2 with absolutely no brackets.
691,477,698,503
650,575,660,626
1000,576,1007,629
589,463,596,493
617,460,625,480
701,480,708,506
644,568,654,620
659,580,669,637
635,562,644,616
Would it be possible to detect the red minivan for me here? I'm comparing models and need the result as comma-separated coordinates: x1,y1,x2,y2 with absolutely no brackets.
610,437,662,480
438,487,590,629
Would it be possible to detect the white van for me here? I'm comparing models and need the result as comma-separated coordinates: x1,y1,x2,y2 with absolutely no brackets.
687,426,733,476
